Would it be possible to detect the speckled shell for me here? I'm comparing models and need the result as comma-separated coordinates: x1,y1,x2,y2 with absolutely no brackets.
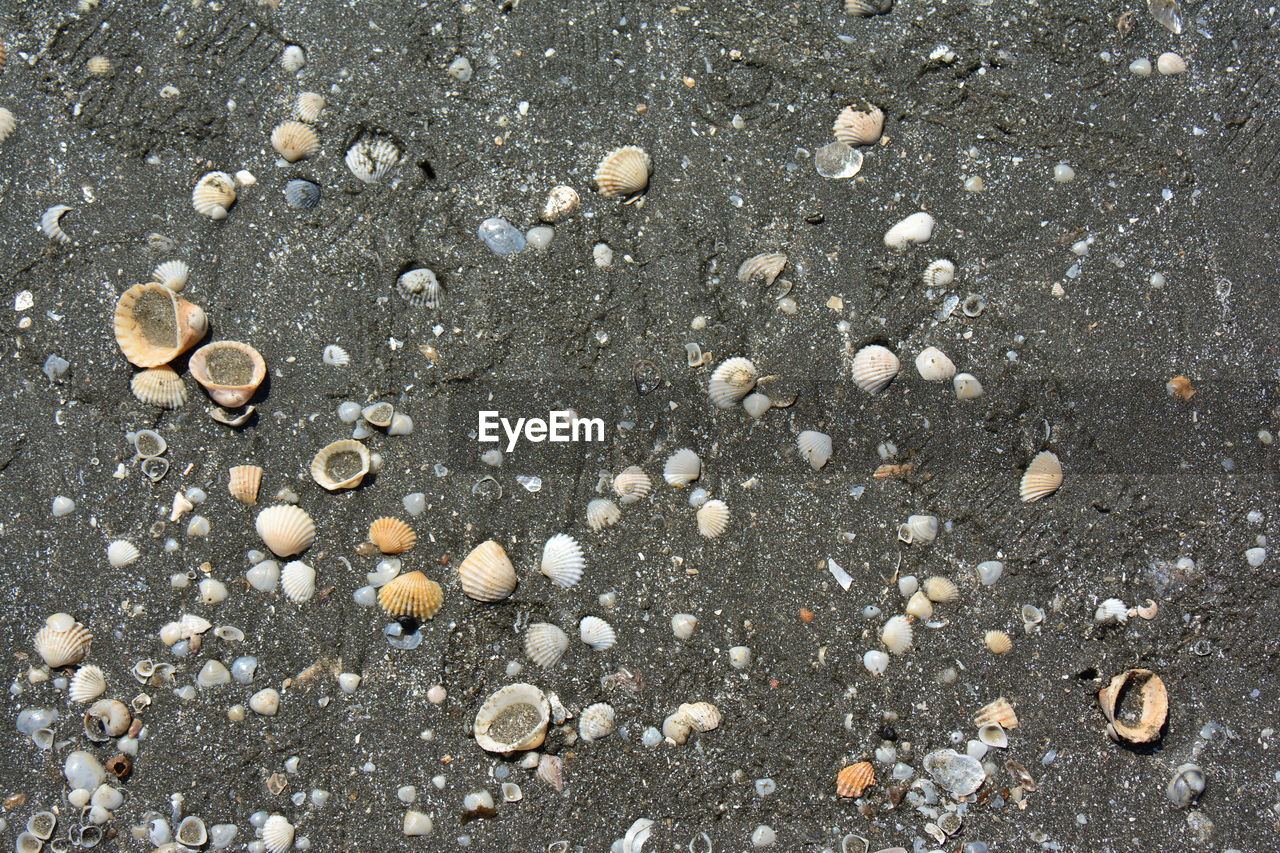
41,205,72,243
833,105,884,146
473,683,550,753
586,498,622,532
922,258,955,288
696,499,730,539
189,341,266,408
579,616,616,651
540,533,585,589
0,107,15,144
34,616,93,668
923,576,958,603
131,366,188,409
191,171,237,220
68,664,106,703
836,761,875,798
458,540,517,602
915,346,956,382
151,260,190,291
1020,451,1063,503
708,357,759,408
540,185,580,223
113,283,208,368
345,138,401,183
797,430,833,470
612,466,652,504
255,504,316,557
271,121,320,162
736,252,787,286
369,517,416,554
880,614,913,655
594,145,651,198
106,539,140,568
310,439,371,491
524,622,570,668
378,570,443,621
984,630,1012,655
228,465,263,506
280,560,316,603
578,702,617,742
261,815,294,853
973,697,1019,729
663,448,702,487
295,92,326,123
397,268,442,308
851,344,899,393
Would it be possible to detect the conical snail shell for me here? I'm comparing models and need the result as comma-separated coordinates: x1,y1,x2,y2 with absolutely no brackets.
113,283,207,368
188,341,266,407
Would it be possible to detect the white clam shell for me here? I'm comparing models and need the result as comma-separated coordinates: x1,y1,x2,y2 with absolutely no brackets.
832,104,884,145
708,356,758,408
130,367,188,409
106,540,140,568
881,615,914,655
41,205,73,244
280,560,316,604
191,171,236,220
473,683,550,753
696,499,730,539
851,345,900,393
915,346,956,382
742,392,772,418
1094,598,1129,624
34,615,93,668
0,107,16,144
863,649,890,676
540,534,585,589
579,616,616,651
899,514,939,545
663,448,702,487
612,466,652,504
679,701,722,733
295,92,326,122
68,665,106,703
977,722,1008,748
458,540,518,602
345,138,401,184
883,211,936,250
736,252,787,285
923,575,959,603
578,702,617,742
585,498,621,532
271,121,320,162
261,815,294,853
797,430,833,470
905,590,934,619
1020,451,1063,503
322,344,350,366
524,622,570,668
255,505,316,557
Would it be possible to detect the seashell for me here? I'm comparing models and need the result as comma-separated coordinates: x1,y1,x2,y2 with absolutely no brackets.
68,664,107,703
881,615,913,655
1094,597,1128,624
1132,598,1159,620
743,392,772,418
84,699,131,739
41,205,73,243
579,616,616,650
612,466,652,504
295,92,326,122
524,622,570,668
1021,604,1045,632
914,346,956,382
458,540,518,601
844,0,894,17
141,456,170,481
977,722,1008,748
923,575,959,603
228,464,263,505
1098,668,1167,743
696,499,730,539
663,712,694,745
310,439,371,490
176,816,207,847
1157,51,1187,75
540,185,580,223
369,517,416,554
708,356,759,408
26,812,55,841
594,145,652,199
883,211,936,250
833,105,884,146
0,107,15,144
284,178,322,208
679,701,723,733
899,514,939,545
953,372,984,400
345,137,401,184
540,533,585,588
107,539,141,568
188,340,266,407
281,43,306,71
836,761,875,798
1019,451,1063,503
922,258,955,287
1166,763,1205,808
797,430,833,470
396,268,443,308
150,260,190,292
209,404,255,426
578,702,616,742
378,570,444,621
1166,374,1195,401
255,504,316,557
663,448,702,486
362,402,395,427
736,252,787,286
474,683,550,753
34,614,93,668
586,498,622,532
322,344,349,366
280,560,316,603
905,590,933,619
851,344,899,393
261,815,295,853
973,697,1019,729
192,171,237,219
113,283,208,368
984,630,1012,655
961,293,986,317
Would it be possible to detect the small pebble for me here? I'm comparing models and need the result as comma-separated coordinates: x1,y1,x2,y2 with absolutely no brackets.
477,218,525,255
1129,57,1153,77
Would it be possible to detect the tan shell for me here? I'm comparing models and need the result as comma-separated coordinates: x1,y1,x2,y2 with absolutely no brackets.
295,92,326,123
271,121,320,162
833,105,884,146
696,499,730,539
851,344,899,393
594,145,651,199
923,576,959,603
458,540,517,602
130,366,188,409
1019,451,1063,503
984,630,1013,655
1166,375,1195,401
736,252,787,286
973,697,1019,730
1098,668,1167,743
836,761,875,798
189,341,266,407
255,504,316,557
612,466,652,504
0,107,14,144
378,570,443,620
369,517,416,554
113,284,208,368
310,439,371,491
191,171,237,219
34,615,93,668
228,465,263,506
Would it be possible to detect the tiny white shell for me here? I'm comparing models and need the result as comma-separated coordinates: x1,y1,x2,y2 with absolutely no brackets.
953,372,984,400
106,540,140,568
915,347,956,382
708,357,758,408
851,345,900,393
922,258,955,288
1095,598,1129,625
151,260,190,292
736,252,787,285
696,499,730,539
586,498,622,532
192,171,237,220
524,622,570,668
397,268,443,308
68,664,107,703
663,448,702,486
883,211,936,250
742,392,772,418
612,466,652,504
578,702,616,742
881,615,913,655
540,533,585,589
797,430,833,470
863,649,890,676
977,723,1008,748
1019,451,1063,503
261,815,294,853
280,560,316,603
579,616,616,651
322,344,349,366
41,205,73,244
899,514,939,545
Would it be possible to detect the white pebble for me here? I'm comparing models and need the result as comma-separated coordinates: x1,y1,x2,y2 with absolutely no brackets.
52,496,76,516
1129,57,1153,77
729,646,752,669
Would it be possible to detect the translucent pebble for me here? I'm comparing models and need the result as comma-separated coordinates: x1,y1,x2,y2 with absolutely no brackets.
898,575,919,596
976,560,1004,585
397,785,417,803
671,613,697,640
641,726,663,746
688,487,710,508
384,622,423,650
388,413,414,436
751,825,776,848
64,751,105,790
338,673,360,694
1129,57,1153,77
875,745,897,764
353,585,378,606
1149,272,1167,288
729,646,752,669
403,493,426,516
310,790,330,807
963,844,989,853
525,226,554,251
754,778,776,796
1245,547,1266,567
43,354,70,381
477,217,526,255
861,605,882,619
814,141,863,179
447,56,472,82
517,475,542,492
247,560,280,592
52,496,76,516
337,401,362,423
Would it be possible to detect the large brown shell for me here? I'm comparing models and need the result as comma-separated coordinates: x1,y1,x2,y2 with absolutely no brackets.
378,571,443,621
113,284,208,368
369,517,416,554
836,761,875,798
1098,668,1168,743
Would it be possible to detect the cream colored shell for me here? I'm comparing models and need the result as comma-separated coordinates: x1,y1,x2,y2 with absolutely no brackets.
1020,451,1063,502
0,107,15,144
851,344,899,393
310,439,371,491
736,252,787,286
41,205,72,244
228,465,263,505
151,260,190,292
578,702,617,742
915,346,956,382
922,258,955,288
295,92,326,123
188,340,266,407
594,145,651,199
833,105,884,146
280,560,316,603
973,697,1019,729
905,590,933,619
345,138,401,183
106,539,140,568
797,430,833,470
473,683,549,753
192,171,236,219
880,614,913,655
458,540,517,601
34,614,93,668
586,498,621,532
663,448,702,486
923,575,959,603
255,504,316,557
261,815,294,853
612,466,652,504
68,664,107,702
696,499,730,538
579,615,616,651
984,630,1013,655
369,517,416,554
708,356,758,408
271,121,320,162
131,367,188,409
524,622,570,668
540,185,580,223
540,533,585,589
113,283,208,368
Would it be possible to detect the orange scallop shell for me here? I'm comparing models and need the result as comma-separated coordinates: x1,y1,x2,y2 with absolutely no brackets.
836,761,875,798
377,570,443,621
369,517,416,554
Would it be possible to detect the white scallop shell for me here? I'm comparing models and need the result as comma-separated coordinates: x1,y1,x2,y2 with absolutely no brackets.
345,138,401,184
884,211,935,250
863,649,890,676
192,171,237,220
851,345,900,393
540,533,585,589
151,260,190,292
953,372,984,400
280,560,316,603
261,815,294,853
68,664,106,703
594,145,652,199
271,121,320,162
1020,451,1063,503
41,205,72,244
708,357,758,408
663,448,702,487
696,499,730,539
736,252,787,285
612,466,652,504
106,539,140,568
295,92,326,123
322,344,349,366
881,615,914,655
797,430,833,470
0,107,16,144
915,346,956,382
579,616,616,651
458,540,518,601
280,44,306,72
524,622,570,668
742,392,772,418
833,105,884,146
1094,598,1129,624
255,505,316,557
578,702,617,742
586,498,622,532
34,615,93,668
922,259,955,288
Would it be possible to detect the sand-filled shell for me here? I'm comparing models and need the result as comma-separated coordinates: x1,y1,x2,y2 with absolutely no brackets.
378,570,443,621
280,560,316,603
579,702,616,742
708,357,759,408
797,430,833,470
923,575,958,603
833,105,884,146
34,614,93,668
977,723,1008,748
345,137,401,183
736,252,787,286
696,499,730,539
915,346,956,382
663,448,702,487
255,504,316,557
228,464,263,505
973,697,1019,729
192,171,237,219
129,367,188,411
524,622,570,668
271,121,320,162
586,498,622,532
1098,669,1167,743
310,439,371,491
189,341,266,407
579,616,616,651
106,539,140,568
68,664,107,703
369,517,416,554
261,815,294,853
1020,451,1063,503
295,92,326,123
113,283,208,368
836,761,875,798
458,540,518,601
984,630,1013,655
851,344,899,393
612,466,652,504
473,683,550,753
594,145,651,199
881,615,913,655
540,533,585,588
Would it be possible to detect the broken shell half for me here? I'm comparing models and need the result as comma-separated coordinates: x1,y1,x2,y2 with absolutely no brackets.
708,356,758,408
1019,451,1063,503
836,761,875,798
833,105,884,146
473,683,550,753
1097,668,1168,744
378,570,443,621
369,517,416,554
851,344,900,393
188,341,266,407
113,283,208,368
255,504,316,557
736,252,787,286
192,170,237,219
458,540,518,602
977,723,1008,748
228,465,263,506
594,145,651,199
310,439,371,491
34,614,93,668
130,366,188,409
973,697,1019,729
